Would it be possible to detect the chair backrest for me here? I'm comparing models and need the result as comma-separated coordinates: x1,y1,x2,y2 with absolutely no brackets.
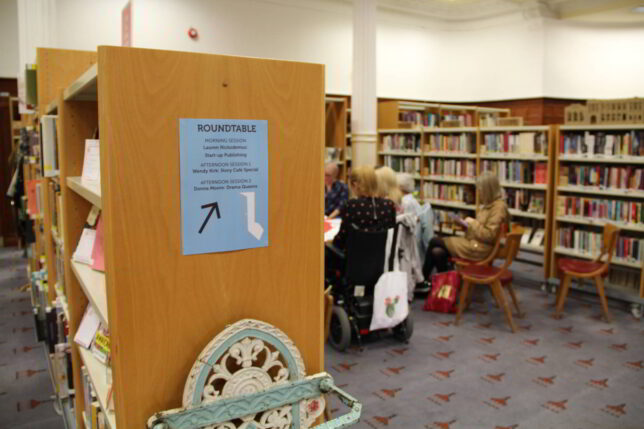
598,223,621,264
480,223,507,264
497,225,524,271
345,225,388,287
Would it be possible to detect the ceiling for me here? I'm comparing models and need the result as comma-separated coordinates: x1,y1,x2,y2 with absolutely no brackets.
376,0,644,23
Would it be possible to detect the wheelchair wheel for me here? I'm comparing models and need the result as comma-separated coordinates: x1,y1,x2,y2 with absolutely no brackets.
329,305,351,352
393,313,414,343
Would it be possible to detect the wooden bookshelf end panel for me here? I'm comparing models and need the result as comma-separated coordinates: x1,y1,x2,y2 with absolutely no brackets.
97,47,324,427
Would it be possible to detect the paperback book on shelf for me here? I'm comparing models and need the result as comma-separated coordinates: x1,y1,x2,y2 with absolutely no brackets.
530,229,545,246
81,139,101,189
74,305,101,349
73,228,97,265
40,115,59,177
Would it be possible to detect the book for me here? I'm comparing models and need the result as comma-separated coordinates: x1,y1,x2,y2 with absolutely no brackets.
91,325,111,364
521,228,533,245
530,229,545,246
74,305,101,349
73,228,97,265
91,217,105,272
40,115,59,177
81,139,101,189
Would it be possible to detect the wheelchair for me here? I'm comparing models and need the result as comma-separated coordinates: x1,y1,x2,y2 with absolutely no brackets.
326,224,413,352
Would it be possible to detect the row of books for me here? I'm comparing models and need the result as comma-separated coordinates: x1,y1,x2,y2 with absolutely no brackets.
557,196,644,224
517,224,546,247
51,343,74,399
560,131,644,156
426,133,476,153
506,190,546,214
481,132,548,155
424,183,475,205
428,159,476,177
383,156,420,174
557,227,644,263
560,165,644,190
442,113,474,127
82,367,112,429
399,111,439,127
607,267,641,292
382,134,421,152
483,161,547,184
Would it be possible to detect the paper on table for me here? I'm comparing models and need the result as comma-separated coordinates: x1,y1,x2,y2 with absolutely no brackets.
91,217,105,272
73,228,96,265
74,305,101,349
324,218,342,242
81,139,101,188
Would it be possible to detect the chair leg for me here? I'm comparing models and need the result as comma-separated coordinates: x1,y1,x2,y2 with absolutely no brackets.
594,276,612,323
490,280,517,333
554,274,572,319
324,398,332,421
505,283,524,319
455,280,470,326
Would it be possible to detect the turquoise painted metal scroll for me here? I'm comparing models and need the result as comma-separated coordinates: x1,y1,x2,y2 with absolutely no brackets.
147,373,361,429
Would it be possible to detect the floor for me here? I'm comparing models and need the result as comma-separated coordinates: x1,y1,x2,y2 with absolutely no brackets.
325,260,644,429
0,248,65,429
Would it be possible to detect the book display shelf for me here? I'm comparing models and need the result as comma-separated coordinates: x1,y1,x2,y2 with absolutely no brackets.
325,95,349,181
377,99,511,236
550,124,644,315
41,46,324,429
479,125,556,279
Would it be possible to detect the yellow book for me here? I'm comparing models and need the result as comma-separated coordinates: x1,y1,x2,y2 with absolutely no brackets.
91,401,100,429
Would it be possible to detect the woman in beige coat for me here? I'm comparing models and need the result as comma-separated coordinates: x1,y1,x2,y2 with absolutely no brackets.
422,172,509,278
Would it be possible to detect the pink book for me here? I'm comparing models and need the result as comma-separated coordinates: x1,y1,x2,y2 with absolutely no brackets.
91,216,105,272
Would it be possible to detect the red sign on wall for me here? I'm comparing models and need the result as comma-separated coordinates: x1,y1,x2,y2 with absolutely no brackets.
122,1,132,47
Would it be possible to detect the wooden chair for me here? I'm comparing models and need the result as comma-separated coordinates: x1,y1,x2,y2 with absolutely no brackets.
455,226,524,333
554,223,620,322
450,223,508,268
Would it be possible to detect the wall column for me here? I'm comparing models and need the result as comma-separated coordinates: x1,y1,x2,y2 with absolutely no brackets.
351,0,377,167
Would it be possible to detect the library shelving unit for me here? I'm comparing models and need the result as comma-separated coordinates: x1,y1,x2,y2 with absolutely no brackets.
479,125,556,280
376,99,510,235
325,95,349,180
35,47,99,429
51,46,324,428
550,124,644,316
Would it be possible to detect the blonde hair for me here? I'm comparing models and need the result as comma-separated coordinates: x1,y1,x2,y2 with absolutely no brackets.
349,166,378,198
477,171,503,205
375,166,402,205
397,173,415,194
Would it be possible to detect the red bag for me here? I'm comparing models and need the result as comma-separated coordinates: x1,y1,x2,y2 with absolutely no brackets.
423,271,461,313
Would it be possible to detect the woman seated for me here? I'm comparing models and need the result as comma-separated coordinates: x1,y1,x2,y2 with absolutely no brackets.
332,165,397,252
423,171,509,279
375,166,402,212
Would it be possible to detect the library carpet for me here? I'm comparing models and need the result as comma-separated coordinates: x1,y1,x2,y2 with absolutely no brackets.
325,271,644,429
0,247,64,429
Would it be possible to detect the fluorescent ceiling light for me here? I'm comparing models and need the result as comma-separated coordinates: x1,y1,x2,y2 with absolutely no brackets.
632,5,644,13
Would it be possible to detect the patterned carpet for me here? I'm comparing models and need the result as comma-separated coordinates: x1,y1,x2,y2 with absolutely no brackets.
0,248,65,429
325,265,644,429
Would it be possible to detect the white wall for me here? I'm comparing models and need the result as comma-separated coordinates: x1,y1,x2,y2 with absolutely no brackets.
377,13,546,101
6,0,644,100
0,0,19,78
544,20,644,99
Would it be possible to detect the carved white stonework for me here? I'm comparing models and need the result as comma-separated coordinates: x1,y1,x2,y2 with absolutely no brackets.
182,319,324,429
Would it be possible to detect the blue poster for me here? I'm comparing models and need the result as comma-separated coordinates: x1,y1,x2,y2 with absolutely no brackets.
179,119,268,255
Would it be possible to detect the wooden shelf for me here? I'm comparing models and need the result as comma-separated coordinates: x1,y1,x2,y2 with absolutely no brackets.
424,175,476,184
480,153,548,161
556,216,644,233
559,154,644,164
557,185,644,199
425,151,477,159
500,182,547,190
480,126,550,132
379,150,422,157
560,124,644,131
79,347,116,429
423,126,477,133
553,246,642,269
426,199,476,210
67,177,101,209
64,63,97,101
71,260,108,327
378,128,422,134
508,209,545,220
45,100,58,115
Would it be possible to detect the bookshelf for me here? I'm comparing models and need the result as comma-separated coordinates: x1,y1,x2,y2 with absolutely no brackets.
479,125,556,280
48,46,324,428
550,124,644,314
325,95,350,181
